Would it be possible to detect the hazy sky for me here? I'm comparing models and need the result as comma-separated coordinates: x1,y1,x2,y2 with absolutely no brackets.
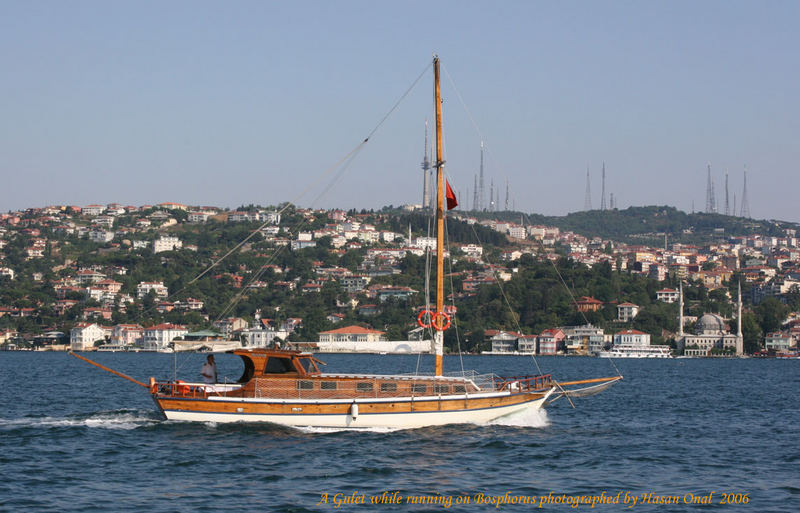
2,1,798,221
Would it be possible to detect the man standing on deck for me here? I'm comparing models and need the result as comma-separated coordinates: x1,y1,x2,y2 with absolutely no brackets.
200,354,217,384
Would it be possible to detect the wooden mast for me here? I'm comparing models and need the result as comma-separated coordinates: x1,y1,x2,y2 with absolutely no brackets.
434,56,444,377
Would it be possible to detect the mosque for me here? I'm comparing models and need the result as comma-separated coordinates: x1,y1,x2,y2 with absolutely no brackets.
675,283,744,356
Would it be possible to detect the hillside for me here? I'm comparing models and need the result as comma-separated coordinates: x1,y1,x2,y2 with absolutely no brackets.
464,206,797,246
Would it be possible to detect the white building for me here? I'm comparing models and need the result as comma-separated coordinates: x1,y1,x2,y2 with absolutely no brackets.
82,205,105,216
137,281,169,299
613,329,651,346
656,288,680,303
88,230,114,243
70,323,107,350
153,236,182,253
319,325,386,343
112,324,144,347
187,212,211,223
315,325,429,353
142,323,188,351
617,303,640,322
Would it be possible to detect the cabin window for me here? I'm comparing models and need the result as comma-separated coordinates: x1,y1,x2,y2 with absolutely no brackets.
298,358,314,373
297,380,314,390
265,357,295,374
380,382,397,392
356,382,373,393
434,384,449,394
411,384,427,394
453,385,466,393
321,381,337,390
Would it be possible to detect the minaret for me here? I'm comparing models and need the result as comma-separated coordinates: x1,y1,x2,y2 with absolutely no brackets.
421,121,431,209
736,281,743,355
678,281,684,337
737,282,742,336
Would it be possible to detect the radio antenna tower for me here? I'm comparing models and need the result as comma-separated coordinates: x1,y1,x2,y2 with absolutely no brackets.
740,166,751,218
724,170,730,216
478,142,486,211
472,175,478,211
489,179,495,212
705,161,714,213
504,180,509,211
600,162,607,210
584,166,592,211
421,120,431,209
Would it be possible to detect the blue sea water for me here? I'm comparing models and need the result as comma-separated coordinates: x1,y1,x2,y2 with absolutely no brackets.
0,352,798,512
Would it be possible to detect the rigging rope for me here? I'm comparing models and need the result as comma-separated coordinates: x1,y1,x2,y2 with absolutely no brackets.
155,61,433,376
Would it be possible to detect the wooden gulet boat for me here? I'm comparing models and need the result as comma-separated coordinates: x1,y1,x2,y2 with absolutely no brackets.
71,56,621,428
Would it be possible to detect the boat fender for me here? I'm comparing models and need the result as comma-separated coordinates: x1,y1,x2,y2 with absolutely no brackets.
176,380,190,395
350,402,358,420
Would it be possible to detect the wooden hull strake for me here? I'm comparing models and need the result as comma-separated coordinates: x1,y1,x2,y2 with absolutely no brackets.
154,388,554,428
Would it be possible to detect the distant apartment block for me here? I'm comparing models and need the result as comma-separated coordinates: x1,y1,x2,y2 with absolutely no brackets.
153,236,182,253
137,281,168,299
617,303,640,322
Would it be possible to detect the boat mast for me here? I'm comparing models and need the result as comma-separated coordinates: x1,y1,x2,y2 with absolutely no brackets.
434,56,444,376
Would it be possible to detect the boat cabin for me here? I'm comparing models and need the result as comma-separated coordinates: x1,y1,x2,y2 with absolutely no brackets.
231,348,321,382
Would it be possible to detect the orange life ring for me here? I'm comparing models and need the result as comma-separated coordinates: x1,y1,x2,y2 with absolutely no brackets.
432,311,451,331
417,309,434,328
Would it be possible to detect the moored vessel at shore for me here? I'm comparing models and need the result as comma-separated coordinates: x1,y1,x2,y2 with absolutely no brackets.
598,344,673,358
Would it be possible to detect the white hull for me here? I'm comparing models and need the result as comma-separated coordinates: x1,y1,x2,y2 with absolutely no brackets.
598,352,672,358
161,391,552,429
598,344,672,358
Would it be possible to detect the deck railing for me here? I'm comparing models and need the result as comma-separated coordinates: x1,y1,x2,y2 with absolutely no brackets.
155,381,208,399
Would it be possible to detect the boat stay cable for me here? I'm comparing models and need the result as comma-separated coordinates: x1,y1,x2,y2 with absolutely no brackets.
441,62,622,381
162,61,432,374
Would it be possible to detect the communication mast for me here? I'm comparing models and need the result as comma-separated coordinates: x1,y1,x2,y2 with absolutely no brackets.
584,166,592,211
740,166,751,218
478,142,485,211
600,162,607,210
724,170,730,216
705,162,714,213
472,175,478,211
421,120,431,209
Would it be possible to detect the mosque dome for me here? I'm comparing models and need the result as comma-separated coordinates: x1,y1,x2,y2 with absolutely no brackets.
695,313,728,335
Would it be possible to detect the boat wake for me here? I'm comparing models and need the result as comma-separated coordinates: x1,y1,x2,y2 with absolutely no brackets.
489,407,550,428
0,410,160,431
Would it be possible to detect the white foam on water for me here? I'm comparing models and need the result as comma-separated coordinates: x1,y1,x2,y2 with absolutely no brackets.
488,407,550,428
0,411,157,431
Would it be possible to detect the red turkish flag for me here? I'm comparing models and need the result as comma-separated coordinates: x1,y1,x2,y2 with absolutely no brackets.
445,180,458,210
